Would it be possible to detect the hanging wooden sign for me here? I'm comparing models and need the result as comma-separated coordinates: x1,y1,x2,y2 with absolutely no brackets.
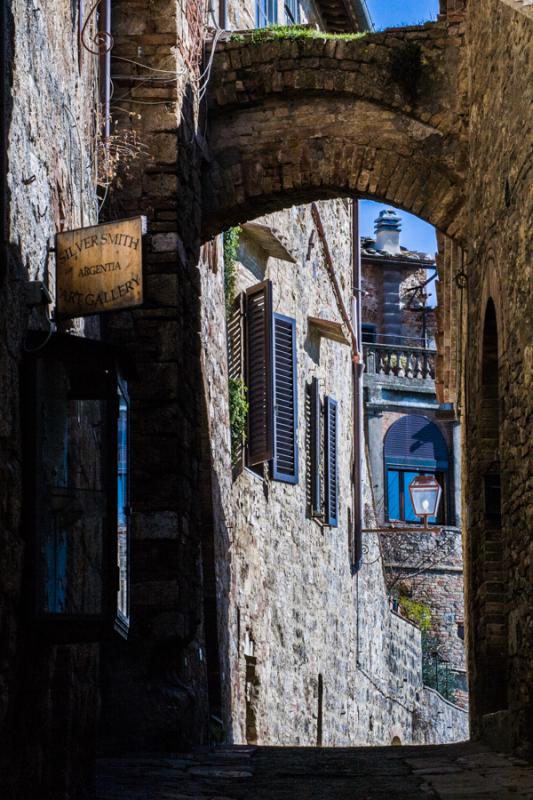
56,216,146,318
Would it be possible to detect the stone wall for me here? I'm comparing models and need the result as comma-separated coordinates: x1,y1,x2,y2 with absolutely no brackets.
362,260,437,345
197,197,468,747
0,2,101,798
463,0,532,751
416,686,469,744
98,0,213,756
383,529,466,673
1,5,531,800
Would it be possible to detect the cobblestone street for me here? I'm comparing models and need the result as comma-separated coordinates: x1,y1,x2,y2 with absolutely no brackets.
96,742,533,799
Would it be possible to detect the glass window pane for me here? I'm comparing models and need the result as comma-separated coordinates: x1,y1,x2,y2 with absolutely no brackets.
404,471,419,522
37,360,107,616
387,469,400,520
257,0,278,26
117,385,129,623
285,0,300,24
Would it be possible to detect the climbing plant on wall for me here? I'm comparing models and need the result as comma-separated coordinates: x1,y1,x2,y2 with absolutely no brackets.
229,377,248,458
223,226,241,317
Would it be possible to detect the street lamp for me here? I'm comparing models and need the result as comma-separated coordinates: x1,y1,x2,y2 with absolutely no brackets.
408,475,442,528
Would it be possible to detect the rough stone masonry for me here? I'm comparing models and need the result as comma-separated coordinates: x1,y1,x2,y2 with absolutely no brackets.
1,1,532,798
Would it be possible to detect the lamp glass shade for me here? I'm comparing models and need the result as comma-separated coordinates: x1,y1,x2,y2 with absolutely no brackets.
408,475,442,521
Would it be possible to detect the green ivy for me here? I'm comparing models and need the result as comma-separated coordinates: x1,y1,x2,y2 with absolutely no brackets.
230,25,366,45
399,596,432,632
229,377,248,458
223,226,241,317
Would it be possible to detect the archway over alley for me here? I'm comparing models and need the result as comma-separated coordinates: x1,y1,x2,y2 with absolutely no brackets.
202,21,468,241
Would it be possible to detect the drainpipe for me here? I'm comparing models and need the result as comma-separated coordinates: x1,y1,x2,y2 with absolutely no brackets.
352,199,364,571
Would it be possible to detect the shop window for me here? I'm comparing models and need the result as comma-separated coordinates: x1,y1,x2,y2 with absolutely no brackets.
116,378,130,628
384,414,448,524
24,333,131,641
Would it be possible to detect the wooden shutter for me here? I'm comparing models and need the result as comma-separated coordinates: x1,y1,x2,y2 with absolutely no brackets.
245,281,273,466
272,313,298,483
324,396,338,526
228,293,245,471
228,293,245,384
310,377,321,514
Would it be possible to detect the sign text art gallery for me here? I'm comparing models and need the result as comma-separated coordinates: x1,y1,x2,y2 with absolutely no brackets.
56,216,146,317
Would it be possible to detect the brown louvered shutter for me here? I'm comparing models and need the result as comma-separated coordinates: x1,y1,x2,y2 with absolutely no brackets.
228,293,245,385
228,293,245,471
246,280,273,465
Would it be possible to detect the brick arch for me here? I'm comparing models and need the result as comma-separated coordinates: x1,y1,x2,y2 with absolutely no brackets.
202,21,467,240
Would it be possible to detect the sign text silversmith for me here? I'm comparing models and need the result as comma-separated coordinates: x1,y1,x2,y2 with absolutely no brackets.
56,216,146,317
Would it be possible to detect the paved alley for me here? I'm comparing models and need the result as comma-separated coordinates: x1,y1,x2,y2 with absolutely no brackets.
96,741,533,799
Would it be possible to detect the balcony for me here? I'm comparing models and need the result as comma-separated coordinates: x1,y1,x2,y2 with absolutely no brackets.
363,341,436,382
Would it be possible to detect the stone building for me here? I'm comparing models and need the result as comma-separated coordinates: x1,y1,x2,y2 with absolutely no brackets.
0,0,532,797
360,207,467,705
216,196,468,746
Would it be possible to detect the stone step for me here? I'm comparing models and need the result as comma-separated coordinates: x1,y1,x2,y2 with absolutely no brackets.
96,742,533,799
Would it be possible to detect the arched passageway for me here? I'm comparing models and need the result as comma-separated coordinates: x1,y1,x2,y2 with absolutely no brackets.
468,298,508,726
202,22,468,240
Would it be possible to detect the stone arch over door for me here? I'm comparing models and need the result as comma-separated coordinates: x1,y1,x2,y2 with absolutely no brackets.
202,20,468,241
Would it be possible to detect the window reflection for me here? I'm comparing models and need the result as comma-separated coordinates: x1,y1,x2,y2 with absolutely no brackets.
38,359,106,615
117,383,129,624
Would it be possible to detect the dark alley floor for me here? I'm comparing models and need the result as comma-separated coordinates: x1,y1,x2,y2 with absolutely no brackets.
96,741,533,799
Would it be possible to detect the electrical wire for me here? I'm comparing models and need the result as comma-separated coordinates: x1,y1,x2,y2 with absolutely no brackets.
24,308,54,353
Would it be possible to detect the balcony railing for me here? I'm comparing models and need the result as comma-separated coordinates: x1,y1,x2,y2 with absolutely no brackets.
363,342,436,381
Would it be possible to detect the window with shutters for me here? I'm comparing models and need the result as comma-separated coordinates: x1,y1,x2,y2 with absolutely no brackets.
307,384,339,525
324,397,339,527
384,414,448,523
228,293,247,473
228,280,299,483
309,377,322,516
245,281,274,467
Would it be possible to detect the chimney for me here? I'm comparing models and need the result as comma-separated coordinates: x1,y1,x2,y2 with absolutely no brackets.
374,209,402,255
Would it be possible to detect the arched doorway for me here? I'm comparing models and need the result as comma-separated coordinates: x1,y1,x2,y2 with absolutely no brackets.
469,298,507,726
